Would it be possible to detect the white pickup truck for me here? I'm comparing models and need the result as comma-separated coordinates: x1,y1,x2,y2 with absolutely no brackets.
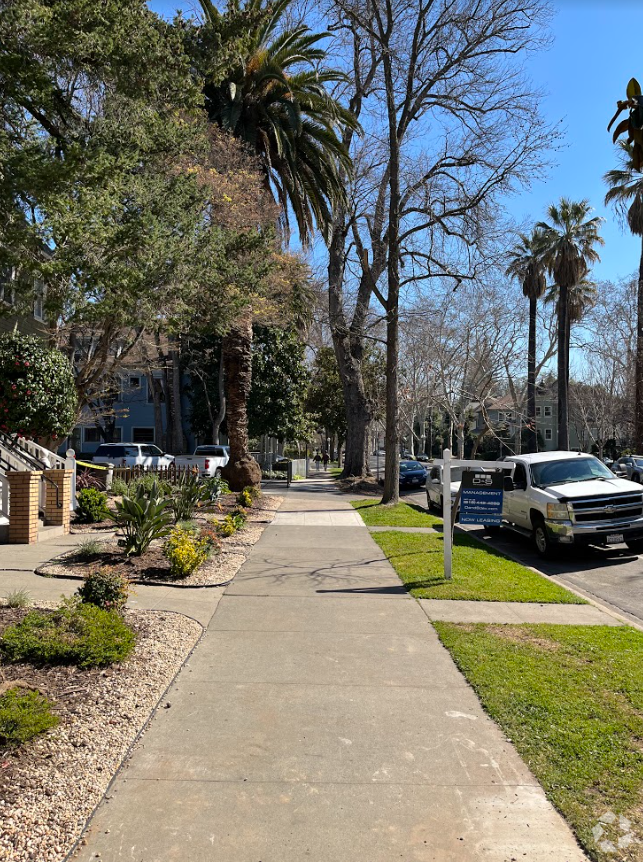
491,451,643,557
173,445,229,478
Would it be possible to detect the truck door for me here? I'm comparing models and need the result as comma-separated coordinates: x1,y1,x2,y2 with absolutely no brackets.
504,462,530,527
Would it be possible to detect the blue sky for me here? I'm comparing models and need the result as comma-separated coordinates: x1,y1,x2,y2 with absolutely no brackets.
149,0,643,285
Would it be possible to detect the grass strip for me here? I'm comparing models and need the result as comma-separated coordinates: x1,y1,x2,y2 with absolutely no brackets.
435,622,643,861
372,530,583,602
351,499,442,528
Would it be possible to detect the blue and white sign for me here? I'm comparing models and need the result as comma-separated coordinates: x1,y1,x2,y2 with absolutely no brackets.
459,470,504,525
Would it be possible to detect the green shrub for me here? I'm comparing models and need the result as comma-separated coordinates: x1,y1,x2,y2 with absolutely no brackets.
4,589,31,608
109,477,128,496
0,687,59,747
1,599,136,668
76,488,110,523
77,568,130,611
163,527,210,578
202,475,230,501
172,473,207,523
113,481,173,556
75,538,104,560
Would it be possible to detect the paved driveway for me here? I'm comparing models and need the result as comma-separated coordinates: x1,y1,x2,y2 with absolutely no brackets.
404,488,643,626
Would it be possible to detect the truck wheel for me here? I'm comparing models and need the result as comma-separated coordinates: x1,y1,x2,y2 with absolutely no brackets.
625,538,643,554
533,517,555,558
215,468,222,478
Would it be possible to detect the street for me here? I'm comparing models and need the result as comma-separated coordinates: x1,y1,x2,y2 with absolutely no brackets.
402,485,643,626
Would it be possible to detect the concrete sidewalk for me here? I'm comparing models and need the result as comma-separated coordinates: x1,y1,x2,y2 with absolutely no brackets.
75,477,586,862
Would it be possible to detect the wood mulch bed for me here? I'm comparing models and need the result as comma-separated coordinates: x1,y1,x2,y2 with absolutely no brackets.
0,603,202,862
40,494,283,588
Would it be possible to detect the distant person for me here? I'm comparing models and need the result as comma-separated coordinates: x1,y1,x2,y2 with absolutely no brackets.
322,451,330,469
313,452,322,471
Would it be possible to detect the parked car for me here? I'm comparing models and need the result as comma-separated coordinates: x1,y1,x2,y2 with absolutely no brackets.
399,459,427,489
426,464,465,511
416,453,430,463
92,443,175,468
173,445,229,478
612,456,643,482
489,451,643,557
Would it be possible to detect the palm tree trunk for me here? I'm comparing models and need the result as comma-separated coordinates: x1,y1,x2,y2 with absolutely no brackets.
636,237,643,452
526,295,538,453
221,311,261,491
557,283,570,450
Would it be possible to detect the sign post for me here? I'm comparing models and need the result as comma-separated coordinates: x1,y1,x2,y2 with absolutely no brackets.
439,450,510,582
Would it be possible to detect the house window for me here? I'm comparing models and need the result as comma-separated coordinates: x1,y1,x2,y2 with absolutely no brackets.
545,428,553,441
83,427,102,444
544,405,552,417
0,268,15,306
33,280,45,321
132,427,154,443
535,406,542,417
129,375,142,389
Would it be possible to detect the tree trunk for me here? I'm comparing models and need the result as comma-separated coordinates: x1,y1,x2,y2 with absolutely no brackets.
380,39,401,505
557,282,570,450
635,238,643,452
147,372,165,452
328,218,372,478
526,295,538,453
221,312,261,490
169,340,185,454
212,343,226,444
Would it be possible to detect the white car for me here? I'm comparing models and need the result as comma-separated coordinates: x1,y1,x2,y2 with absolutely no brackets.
92,443,175,468
426,464,465,511
173,445,230,478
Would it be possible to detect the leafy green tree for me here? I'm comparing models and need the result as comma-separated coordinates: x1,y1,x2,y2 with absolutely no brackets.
306,347,347,446
506,229,547,453
248,326,311,442
0,332,77,440
604,140,643,452
537,200,604,449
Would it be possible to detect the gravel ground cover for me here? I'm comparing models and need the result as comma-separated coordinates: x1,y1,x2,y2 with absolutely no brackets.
0,606,202,862
39,495,283,588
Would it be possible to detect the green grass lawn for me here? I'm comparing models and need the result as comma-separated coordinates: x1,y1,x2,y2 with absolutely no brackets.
328,466,342,478
351,499,442,528
372,530,583,602
435,622,643,861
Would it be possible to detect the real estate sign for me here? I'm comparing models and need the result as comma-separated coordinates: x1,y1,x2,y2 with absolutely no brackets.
459,470,504,526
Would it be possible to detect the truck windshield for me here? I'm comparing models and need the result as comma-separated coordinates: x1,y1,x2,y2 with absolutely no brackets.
531,458,615,487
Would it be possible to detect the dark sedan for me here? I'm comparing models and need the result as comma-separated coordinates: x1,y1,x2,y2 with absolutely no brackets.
399,459,427,488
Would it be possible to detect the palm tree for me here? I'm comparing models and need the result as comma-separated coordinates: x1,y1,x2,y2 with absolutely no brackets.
199,0,357,244
194,0,355,489
506,229,547,453
537,199,604,449
604,141,643,452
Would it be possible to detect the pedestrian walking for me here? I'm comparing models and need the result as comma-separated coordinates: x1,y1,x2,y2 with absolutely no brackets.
322,451,330,469
313,452,322,471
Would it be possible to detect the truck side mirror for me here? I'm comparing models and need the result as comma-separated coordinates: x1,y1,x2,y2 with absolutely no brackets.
503,476,515,492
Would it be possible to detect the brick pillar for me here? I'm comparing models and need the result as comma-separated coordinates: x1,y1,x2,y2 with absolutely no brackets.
7,471,42,544
43,469,72,533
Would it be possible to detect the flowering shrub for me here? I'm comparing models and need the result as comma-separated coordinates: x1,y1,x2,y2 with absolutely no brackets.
237,488,254,508
217,508,247,538
164,527,210,578
199,524,222,553
0,332,77,439
77,568,131,611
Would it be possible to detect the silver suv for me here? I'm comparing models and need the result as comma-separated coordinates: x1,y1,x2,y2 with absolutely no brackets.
612,456,643,483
